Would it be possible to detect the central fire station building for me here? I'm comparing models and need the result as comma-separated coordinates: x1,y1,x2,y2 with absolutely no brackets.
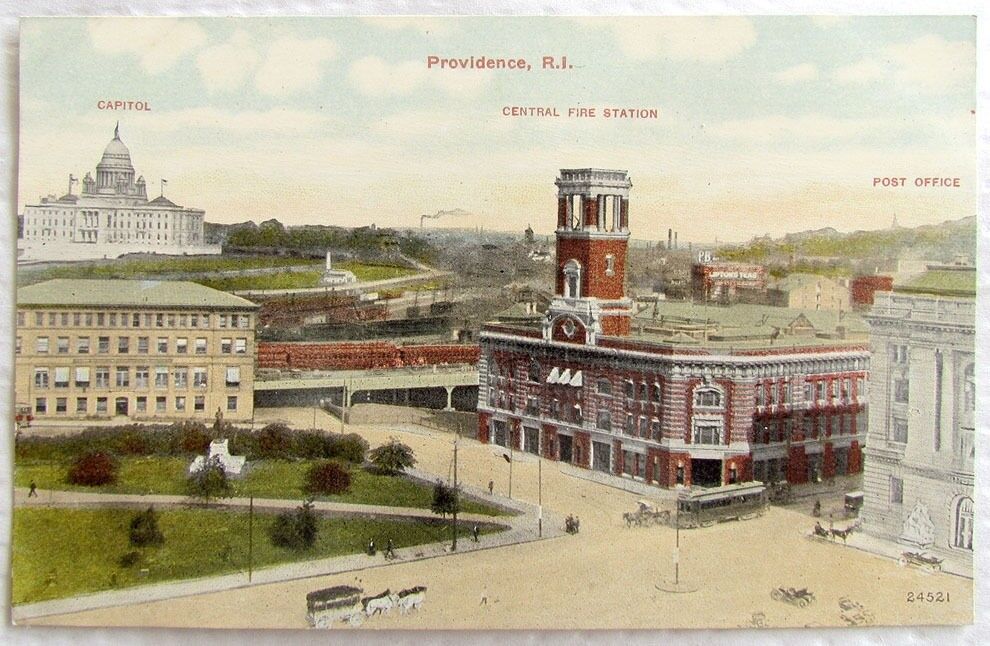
477,169,869,488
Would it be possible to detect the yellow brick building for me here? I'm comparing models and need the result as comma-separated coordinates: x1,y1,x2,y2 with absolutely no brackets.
15,279,258,424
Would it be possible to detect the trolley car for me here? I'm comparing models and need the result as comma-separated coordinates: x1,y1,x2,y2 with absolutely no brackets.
676,481,768,528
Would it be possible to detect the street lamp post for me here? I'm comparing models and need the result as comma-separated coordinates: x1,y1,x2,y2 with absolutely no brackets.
538,456,543,538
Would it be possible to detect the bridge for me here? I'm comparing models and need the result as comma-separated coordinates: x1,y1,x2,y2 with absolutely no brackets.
253,364,480,411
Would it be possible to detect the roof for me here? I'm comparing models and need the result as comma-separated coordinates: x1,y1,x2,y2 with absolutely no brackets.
895,267,976,297
770,273,838,292
147,195,180,207
18,279,258,310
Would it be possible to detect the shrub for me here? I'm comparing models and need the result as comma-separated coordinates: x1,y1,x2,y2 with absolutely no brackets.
303,461,351,496
269,500,318,550
186,457,232,504
178,422,211,454
294,431,332,460
431,480,459,517
119,551,141,568
328,433,369,465
368,438,416,475
129,506,165,547
256,423,292,459
67,451,119,486
114,429,151,456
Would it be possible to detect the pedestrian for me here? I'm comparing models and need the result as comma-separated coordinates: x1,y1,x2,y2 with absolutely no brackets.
28,480,38,498
386,538,396,559
472,524,480,542
488,480,494,495
368,538,376,556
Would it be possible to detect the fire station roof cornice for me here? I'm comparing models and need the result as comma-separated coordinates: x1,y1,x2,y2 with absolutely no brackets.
556,168,632,193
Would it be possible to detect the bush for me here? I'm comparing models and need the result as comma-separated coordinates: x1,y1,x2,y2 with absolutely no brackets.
294,431,332,460
129,506,165,547
67,451,119,486
431,480,459,517
303,461,351,496
114,430,151,456
256,423,292,459
368,439,416,475
269,500,318,550
118,550,141,568
178,422,211,454
327,433,369,465
186,457,232,504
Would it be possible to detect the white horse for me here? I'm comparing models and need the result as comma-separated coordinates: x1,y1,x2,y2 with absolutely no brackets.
363,589,395,616
396,586,427,614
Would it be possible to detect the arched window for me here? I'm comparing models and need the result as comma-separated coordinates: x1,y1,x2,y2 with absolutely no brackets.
964,364,975,413
694,387,723,408
563,259,581,298
954,497,973,550
528,359,541,383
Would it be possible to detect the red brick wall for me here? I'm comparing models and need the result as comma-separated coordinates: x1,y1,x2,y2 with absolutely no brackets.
573,431,591,469
478,412,490,444
583,195,598,228
653,449,691,487
510,419,522,451
823,443,836,478
613,439,624,475
600,314,631,336
552,316,588,344
848,440,862,474
850,275,893,307
555,236,627,301
724,454,752,484
787,444,809,484
541,425,558,460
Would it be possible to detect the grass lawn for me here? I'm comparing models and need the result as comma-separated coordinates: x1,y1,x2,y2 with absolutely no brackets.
15,457,506,516
194,271,323,292
12,507,502,604
333,261,417,282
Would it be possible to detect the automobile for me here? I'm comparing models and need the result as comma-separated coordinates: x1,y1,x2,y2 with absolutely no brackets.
771,587,816,608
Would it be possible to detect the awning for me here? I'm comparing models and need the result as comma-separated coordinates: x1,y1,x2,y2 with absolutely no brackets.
569,370,583,387
546,366,560,383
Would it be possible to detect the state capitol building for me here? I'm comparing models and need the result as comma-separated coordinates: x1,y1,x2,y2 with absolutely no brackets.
18,124,218,261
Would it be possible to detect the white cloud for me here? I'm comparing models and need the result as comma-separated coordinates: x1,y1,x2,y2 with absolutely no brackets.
87,18,206,74
706,113,972,145
834,34,975,93
576,17,757,62
834,59,885,84
196,31,259,92
360,17,459,36
348,56,491,98
255,38,338,96
810,16,849,29
774,63,818,84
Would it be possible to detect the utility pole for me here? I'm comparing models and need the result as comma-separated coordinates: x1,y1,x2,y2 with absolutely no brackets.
452,437,458,551
248,496,254,582
674,504,680,585
509,438,514,499
538,456,543,538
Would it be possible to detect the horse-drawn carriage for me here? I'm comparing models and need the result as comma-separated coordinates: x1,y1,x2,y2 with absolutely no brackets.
623,500,671,527
306,585,365,628
676,482,768,528
771,586,815,608
899,551,943,572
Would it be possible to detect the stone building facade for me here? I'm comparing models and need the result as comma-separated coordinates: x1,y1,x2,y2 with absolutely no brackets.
477,169,869,489
861,266,975,575
16,279,258,423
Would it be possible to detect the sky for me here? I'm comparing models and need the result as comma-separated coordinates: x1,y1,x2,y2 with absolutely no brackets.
16,16,977,243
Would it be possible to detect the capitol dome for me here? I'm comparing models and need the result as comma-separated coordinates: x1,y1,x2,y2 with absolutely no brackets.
98,123,134,170
94,123,137,192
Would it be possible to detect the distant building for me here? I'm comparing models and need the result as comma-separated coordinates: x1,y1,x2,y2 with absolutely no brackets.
321,252,357,286
861,264,975,576
16,279,258,423
691,260,767,303
477,169,869,489
850,275,894,309
764,273,850,312
18,125,219,261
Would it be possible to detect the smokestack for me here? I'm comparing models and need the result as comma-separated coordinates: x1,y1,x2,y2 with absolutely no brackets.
674,232,678,250
668,228,672,250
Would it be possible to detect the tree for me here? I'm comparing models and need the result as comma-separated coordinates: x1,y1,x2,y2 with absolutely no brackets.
327,433,369,465
67,451,119,486
255,423,292,459
129,506,165,547
269,500,319,550
186,457,232,505
303,460,352,496
368,438,416,475
431,480,459,518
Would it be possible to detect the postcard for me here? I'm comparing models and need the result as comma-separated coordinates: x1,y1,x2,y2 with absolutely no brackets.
9,15,978,633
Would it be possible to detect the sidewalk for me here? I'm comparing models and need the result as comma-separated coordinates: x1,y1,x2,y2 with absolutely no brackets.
12,486,563,622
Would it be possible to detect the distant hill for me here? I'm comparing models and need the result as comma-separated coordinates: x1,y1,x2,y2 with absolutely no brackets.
719,216,975,275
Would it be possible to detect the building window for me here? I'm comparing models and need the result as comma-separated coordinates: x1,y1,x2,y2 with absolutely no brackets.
892,344,908,364
36,336,49,353
597,378,611,395
525,396,539,416
954,497,974,550
194,395,206,412
157,337,168,353
75,367,90,387
225,367,241,387
173,368,188,389
34,312,43,326
156,396,167,413
651,418,661,440
98,336,110,353
15,336,21,354
175,396,186,412
572,404,583,424
134,366,149,388
155,367,169,388
625,413,635,434
563,259,582,298
132,313,140,327
652,382,662,403
193,367,208,388
234,338,247,354
637,382,648,401
221,338,232,354
118,337,130,354
893,379,909,404
694,388,722,408
176,337,188,354
624,380,634,399
195,338,207,354
76,397,87,414
77,337,90,354
35,398,47,414
596,410,611,431
96,397,108,413
889,476,903,504
34,368,49,389
891,418,908,444
605,254,615,275
55,398,67,413
528,359,540,383
116,367,130,387
94,367,110,388
57,336,70,354
693,421,722,445
54,367,70,388
137,336,149,354
17,311,25,326
227,396,238,412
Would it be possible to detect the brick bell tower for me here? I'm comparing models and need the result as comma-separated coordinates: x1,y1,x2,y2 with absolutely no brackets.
542,168,633,345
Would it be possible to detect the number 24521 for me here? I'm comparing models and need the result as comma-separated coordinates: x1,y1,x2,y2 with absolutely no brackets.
907,591,950,603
